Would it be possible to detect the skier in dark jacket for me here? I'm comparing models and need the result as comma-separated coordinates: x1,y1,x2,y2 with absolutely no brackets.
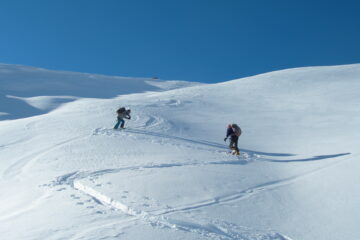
114,107,131,129
224,123,241,155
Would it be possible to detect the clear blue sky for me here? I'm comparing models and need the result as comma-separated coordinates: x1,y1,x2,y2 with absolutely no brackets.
1,0,359,83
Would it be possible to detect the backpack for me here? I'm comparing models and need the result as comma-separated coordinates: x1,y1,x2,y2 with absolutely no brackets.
117,107,126,114
232,124,242,137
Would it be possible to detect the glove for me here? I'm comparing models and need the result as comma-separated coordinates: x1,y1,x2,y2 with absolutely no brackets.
224,137,227,142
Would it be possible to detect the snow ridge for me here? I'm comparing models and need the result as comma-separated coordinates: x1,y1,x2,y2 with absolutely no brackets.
73,180,144,216
72,179,293,240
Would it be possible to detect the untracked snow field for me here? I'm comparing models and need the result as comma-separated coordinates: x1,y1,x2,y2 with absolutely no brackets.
0,64,359,240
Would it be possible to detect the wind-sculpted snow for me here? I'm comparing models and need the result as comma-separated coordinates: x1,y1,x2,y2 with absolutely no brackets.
49,162,300,239
46,125,348,240
72,179,293,240
0,63,359,240
0,63,199,120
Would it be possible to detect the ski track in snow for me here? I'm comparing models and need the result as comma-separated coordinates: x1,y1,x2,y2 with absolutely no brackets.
1,64,359,240
2,135,86,180
59,165,325,240
2,113,343,239
93,127,349,164
68,217,139,240
4,117,346,239
47,124,350,240
153,158,345,216
0,136,32,151
70,180,292,240
54,151,344,217
0,190,52,222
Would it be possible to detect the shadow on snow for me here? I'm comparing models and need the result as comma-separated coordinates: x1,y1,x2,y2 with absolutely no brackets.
121,128,350,163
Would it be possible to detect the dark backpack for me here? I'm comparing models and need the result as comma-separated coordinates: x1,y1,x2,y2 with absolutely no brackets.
116,107,126,114
232,124,242,137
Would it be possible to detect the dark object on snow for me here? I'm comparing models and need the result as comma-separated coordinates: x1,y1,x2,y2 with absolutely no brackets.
225,123,242,155
116,107,126,114
231,123,242,137
114,107,131,129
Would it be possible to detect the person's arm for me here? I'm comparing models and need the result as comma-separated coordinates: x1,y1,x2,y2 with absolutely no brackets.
224,128,232,141
226,128,234,137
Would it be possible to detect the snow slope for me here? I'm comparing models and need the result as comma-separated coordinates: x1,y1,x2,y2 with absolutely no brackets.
0,63,359,240
0,63,200,120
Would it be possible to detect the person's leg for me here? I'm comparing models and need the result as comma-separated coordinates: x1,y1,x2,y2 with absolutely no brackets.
120,119,125,128
114,119,121,129
229,137,236,154
230,136,237,148
229,140,234,150
234,136,240,154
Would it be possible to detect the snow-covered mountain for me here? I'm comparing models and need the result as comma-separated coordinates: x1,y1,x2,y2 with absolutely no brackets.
0,64,200,120
0,63,359,240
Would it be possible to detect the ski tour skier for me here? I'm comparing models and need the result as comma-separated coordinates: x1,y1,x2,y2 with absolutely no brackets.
224,123,242,155
114,107,131,129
